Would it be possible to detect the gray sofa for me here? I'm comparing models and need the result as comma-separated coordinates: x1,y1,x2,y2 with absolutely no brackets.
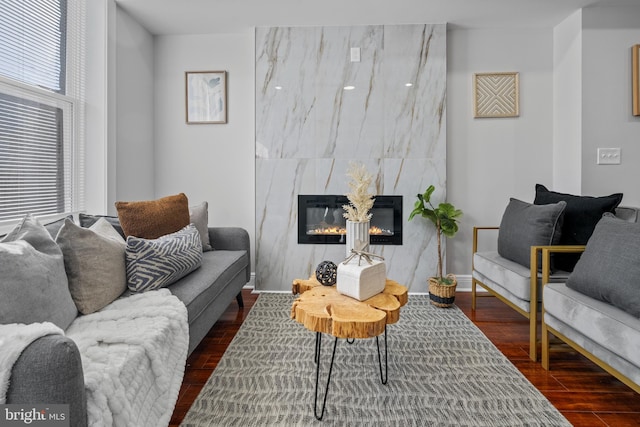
5,226,251,426
541,214,640,394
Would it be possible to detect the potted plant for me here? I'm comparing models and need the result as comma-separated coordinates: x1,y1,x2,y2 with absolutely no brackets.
409,185,463,307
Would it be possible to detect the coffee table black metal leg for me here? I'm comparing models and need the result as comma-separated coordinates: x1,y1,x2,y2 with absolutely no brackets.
314,332,338,421
376,325,388,385
314,331,321,364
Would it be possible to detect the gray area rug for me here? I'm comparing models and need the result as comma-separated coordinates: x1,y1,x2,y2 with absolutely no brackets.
181,294,570,426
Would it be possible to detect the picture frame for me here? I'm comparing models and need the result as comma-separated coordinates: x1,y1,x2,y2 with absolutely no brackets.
185,70,227,124
473,72,520,118
633,45,640,117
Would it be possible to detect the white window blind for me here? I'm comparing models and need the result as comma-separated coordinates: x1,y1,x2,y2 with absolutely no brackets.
0,0,85,223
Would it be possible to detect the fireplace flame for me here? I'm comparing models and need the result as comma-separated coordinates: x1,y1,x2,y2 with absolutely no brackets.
307,225,393,236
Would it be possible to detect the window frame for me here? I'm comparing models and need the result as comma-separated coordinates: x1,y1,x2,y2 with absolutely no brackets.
0,0,84,233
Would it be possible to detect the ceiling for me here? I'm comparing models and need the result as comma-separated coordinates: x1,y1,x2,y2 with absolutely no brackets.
115,0,637,35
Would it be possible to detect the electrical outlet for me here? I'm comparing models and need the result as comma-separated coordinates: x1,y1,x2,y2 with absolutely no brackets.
597,148,621,165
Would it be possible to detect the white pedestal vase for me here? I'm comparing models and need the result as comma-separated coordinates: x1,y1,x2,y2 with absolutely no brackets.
345,220,370,257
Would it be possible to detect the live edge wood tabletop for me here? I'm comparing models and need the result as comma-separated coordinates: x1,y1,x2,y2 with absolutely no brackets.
290,276,408,339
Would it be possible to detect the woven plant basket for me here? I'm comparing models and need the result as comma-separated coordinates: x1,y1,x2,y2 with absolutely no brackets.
428,274,457,308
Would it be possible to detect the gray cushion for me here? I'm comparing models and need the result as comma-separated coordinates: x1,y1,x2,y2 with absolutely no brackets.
0,214,77,329
544,282,640,371
497,198,566,269
169,249,248,323
43,215,74,239
126,224,203,292
566,213,640,317
78,213,126,238
56,218,127,314
190,202,213,252
473,251,571,304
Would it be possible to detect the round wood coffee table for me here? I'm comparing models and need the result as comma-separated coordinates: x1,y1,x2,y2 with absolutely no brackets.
291,276,408,420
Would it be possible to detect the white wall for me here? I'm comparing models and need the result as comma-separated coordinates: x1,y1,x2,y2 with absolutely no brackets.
85,1,155,216
154,32,256,266
447,28,554,274
114,6,155,206
581,6,640,206
553,10,582,194
109,5,639,280
85,0,116,214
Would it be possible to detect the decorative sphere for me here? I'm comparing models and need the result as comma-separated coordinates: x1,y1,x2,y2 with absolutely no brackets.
315,260,338,286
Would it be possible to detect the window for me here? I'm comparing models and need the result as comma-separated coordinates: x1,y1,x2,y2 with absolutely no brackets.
0,0,85,223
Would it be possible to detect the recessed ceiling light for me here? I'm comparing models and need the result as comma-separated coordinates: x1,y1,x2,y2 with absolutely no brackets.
405,83,413,87
344,85,355,90
275,86,283,90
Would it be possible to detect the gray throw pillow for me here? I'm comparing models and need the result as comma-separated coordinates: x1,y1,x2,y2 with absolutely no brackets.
190,201,213,251
56,218,127,314
43,215,74,239
0,214,77,329
78,213,126,238
566,214,640,317
497,198,566,269
126,224,203,292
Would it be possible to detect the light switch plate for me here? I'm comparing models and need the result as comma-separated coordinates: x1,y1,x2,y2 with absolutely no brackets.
350,47,361,62
597,148,621,165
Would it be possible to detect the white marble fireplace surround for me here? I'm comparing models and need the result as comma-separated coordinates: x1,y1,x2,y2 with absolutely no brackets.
255,24,446,292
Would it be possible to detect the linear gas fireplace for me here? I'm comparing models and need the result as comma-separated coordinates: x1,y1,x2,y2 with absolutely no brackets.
298,195,402,245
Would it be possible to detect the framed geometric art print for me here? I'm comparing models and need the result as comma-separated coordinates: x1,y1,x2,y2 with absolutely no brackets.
473,72,519,118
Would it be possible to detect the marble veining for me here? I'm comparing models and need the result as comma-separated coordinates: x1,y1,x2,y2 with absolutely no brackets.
256,24,447,292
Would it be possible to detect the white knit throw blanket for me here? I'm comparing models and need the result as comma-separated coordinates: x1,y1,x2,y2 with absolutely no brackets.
66,289,189,427
0,322,64,404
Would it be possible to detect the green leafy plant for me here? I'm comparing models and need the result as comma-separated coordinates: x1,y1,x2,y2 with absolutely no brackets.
409,185,463,284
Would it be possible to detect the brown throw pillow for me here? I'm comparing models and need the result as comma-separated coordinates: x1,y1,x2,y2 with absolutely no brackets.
115,193,190,239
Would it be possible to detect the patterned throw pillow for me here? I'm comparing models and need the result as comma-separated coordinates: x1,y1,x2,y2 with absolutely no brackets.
126,224,203,292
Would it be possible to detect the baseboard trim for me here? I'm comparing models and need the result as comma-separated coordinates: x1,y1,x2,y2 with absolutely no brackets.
244,272,256,290
456,274,473,292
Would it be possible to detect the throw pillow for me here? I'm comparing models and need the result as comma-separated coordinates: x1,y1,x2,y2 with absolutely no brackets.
78,213,126,238
566,214,640,317
126,224,203,292
43,215,74,239
497,198,566,269
0,214,77,329
115,193,190,239
190,201,213,251
534,184,623,271
56,218,127,314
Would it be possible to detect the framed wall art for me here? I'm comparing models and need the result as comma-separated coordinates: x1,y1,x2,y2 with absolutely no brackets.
473,72,519,118
633,45,639,117
185,70,227,124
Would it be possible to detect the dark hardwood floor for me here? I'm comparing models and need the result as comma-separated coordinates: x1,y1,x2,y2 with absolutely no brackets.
170,289,640,426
